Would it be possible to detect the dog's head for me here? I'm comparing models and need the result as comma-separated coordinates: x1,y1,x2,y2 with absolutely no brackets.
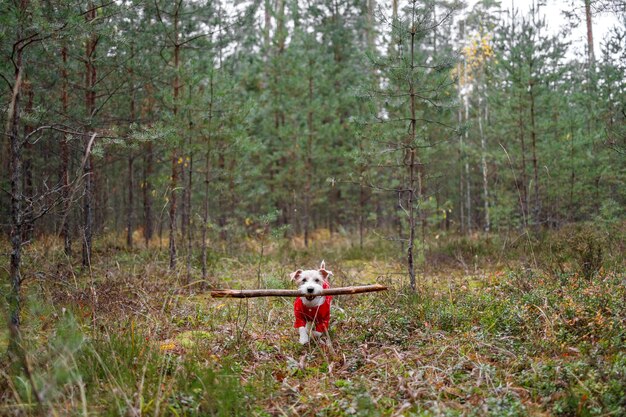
290,260,333,301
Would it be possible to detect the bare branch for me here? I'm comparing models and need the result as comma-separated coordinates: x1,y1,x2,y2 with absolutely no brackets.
211,285,388,299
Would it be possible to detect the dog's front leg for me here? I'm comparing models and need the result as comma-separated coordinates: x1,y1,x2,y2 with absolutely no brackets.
298,326,309,344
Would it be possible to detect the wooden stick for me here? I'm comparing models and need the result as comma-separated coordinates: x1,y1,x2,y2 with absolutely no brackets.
210,284,387,299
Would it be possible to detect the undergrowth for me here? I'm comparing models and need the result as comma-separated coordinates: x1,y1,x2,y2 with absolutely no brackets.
1,224,624,416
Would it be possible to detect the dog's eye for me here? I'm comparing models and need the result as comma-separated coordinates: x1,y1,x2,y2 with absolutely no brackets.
302,278,307,282
315,279,320,283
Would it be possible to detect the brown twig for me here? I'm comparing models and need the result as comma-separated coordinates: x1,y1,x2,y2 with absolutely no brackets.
210,284,388,298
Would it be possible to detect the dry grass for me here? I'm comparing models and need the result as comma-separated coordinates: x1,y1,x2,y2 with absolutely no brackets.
1,230,625,416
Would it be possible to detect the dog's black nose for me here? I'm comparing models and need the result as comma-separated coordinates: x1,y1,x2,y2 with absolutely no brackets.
307,288,314,293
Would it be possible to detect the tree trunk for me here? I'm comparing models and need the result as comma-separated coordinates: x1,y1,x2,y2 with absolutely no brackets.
186,153,193,283
82,158,94,268
217,151,227,240
463,92,471,233
478,95,490,232
367,0,376,51
180,158,188,241
126,50,136,249
358,139,367,249
387,0,399,57
126,156,134,248
529,81,540,226
60,45,72,256
7,41,25,359
518,92,528,227
460,48,472,234
303,70,314,248
569,123,576,221
169,149,179,268
264,0,271,54
228,158,236,228
584,0,594,65
82,4,97,269
143,141,153,246
169,152,178,269
457,62,465,234
22,78,34,242
169,2,181,270
406,1,419,292
432,2,437,56
186,113,194,284
201,75,213,281
95,156,105,234
185,86,194,267
276,0,286,52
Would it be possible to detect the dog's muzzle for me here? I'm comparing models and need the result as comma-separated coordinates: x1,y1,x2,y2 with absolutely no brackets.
305,287,317,300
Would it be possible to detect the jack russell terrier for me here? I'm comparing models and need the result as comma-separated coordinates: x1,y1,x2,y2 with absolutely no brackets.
290,261,333,345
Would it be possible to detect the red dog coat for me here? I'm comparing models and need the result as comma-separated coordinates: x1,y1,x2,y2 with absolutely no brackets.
293,281,332,332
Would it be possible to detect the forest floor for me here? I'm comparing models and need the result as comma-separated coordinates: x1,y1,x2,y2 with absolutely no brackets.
1,225,625,416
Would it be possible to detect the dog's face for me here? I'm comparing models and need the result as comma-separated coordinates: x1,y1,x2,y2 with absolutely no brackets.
290,261,332,301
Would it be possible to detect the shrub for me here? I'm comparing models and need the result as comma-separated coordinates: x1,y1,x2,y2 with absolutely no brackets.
552,223,607,279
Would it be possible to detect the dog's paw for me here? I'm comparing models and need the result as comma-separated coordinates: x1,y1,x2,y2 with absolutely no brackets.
298,327,310,344
312,331,322,338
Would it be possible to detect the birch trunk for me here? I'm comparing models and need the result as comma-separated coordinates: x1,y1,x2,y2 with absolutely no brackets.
478,95,490,232
457,62,465,234
462,56,471,233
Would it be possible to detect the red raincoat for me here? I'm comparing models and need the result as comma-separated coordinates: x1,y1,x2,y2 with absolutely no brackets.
293,281,332,332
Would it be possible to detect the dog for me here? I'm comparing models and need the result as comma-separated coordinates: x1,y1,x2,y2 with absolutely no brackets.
290,261,333,345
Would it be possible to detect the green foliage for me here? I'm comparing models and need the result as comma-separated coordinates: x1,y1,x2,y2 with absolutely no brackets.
2,0,626,414
4,315,249,416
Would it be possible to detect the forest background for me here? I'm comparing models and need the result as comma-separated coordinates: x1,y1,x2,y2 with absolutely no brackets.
1,0,625,415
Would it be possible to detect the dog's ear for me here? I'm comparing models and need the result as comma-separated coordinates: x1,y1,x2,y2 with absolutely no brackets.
319,269,333,280
319,261,333,280
290,269,303,282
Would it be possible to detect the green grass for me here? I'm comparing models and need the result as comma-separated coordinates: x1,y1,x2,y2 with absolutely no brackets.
1,226,625,416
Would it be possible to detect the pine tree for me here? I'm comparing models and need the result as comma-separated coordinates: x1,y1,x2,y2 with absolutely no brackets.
363,0,456,290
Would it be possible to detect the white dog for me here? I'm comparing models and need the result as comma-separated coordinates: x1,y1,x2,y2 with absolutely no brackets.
290,261,333,344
